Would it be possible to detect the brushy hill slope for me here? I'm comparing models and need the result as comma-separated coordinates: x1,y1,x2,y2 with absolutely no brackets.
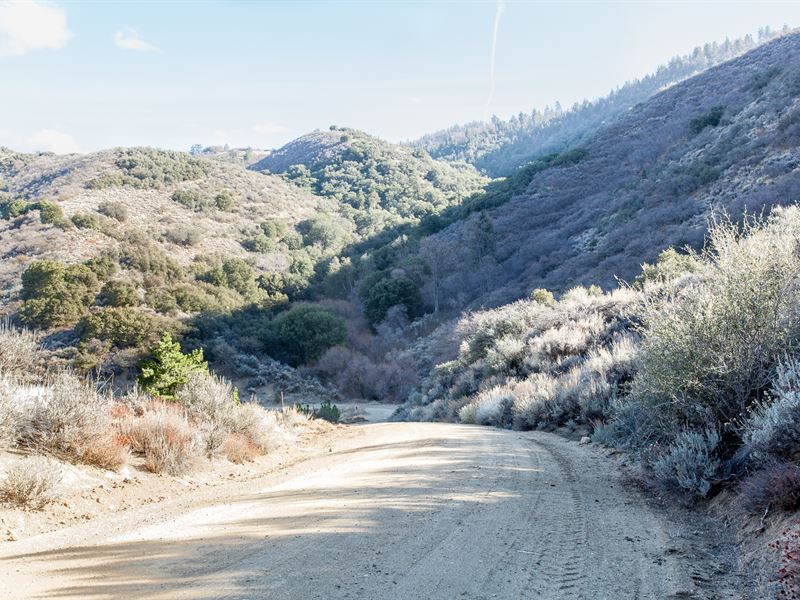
412,27,789,177
0,147,328,295
398,31,800,310
0,147,342,396
251,128,488,235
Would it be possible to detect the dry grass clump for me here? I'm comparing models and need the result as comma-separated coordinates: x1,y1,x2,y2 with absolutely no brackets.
117,373,312,473
175,372,237,455
0,365,128,471
222,433,259,464
0,456,62,509
77,433,130,471
123,402,196,476
0,375,22,446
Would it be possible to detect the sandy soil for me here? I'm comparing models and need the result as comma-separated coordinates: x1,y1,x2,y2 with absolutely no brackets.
0,423,752,599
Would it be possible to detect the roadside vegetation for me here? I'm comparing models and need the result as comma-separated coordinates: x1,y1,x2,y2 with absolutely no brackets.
0,323,316,508
398,207,800,586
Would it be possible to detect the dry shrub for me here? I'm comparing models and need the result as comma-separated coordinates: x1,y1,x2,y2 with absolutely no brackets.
125,403,197,475
175,372,236,455
632,211,800,431
459,385,515,426
745,358,800,465
0,456,62,509
77,433,129,471
649,429,721,499
0,375,22,446
16,371,112,463
223,433,259,463
0,321,40,379
740,463,800,514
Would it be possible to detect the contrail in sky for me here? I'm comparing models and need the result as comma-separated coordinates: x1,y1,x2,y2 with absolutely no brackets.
484,0,505,121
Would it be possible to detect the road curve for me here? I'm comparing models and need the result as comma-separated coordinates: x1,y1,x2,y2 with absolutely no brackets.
0,423,737,599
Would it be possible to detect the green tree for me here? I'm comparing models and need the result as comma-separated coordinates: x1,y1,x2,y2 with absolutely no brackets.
138,333,208,400
362,276,423,326
472,211,496,266
202,258,259,299
262,305,346,366
20,261,99,329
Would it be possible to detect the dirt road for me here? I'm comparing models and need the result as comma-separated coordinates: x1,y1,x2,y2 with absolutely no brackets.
0,423,747,599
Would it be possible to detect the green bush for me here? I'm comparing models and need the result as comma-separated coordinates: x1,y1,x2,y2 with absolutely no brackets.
171,189,207,211
242,233,276,253
298,214,352,251
260,220,287,239
172,282,241,313
71,212,105,231
120,239,184,280
201,258,259,299
165,226,201,247
78,307,158,348
0,199,31,219
97,280,139,307
85,255,118,281
315,400,340,423
20,261,99,329
635,247,700,287
689,106,724,135
214,190,235,211
262,305,346,366
36,201,69,228
362,276,423,326
530,288,555,306
138,333,208,400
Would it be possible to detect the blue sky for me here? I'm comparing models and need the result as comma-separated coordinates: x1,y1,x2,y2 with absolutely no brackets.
1,0,800,154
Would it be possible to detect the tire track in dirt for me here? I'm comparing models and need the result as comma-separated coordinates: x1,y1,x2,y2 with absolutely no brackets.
0,423,752,600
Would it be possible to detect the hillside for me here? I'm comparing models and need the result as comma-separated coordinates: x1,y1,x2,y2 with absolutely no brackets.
251,128,488,235
413,27,789,177
0,147,331,298
0,147,346,397
377,31,800,311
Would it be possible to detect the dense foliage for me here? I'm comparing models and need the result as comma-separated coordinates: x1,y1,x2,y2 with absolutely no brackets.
260,305,347,367
138,333,209,400
87,147,210,189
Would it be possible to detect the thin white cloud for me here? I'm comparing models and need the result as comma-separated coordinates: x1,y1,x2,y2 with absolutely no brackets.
113,28,159,52
27,129,80,154
253,122,290,136
484,0,505,120
0,0,73,58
